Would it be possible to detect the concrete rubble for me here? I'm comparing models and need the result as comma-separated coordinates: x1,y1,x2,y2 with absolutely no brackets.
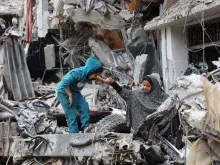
0,0,220,165
2,70,220,164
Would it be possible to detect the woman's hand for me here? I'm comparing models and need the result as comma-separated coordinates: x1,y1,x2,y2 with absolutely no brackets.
104,78,114,84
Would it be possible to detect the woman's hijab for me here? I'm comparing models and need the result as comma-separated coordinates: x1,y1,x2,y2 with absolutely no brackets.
133,74,169,114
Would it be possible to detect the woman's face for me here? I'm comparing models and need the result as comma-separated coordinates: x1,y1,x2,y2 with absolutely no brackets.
143,80,152,93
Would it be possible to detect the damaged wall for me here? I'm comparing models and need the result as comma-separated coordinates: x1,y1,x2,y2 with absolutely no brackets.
161,26,188,90
172,27,188,77
37,0,49,37
145,0,220,30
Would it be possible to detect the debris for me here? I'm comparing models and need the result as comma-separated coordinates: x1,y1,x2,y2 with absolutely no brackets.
92,85,127,111
44,44,56,70
119,9,134,21
133,54,148,84
0,18,6,29
4,0,220,164
89,37,127,69
127,37,161,77
79,0,108,15
70,9,126,30
0,0,23,15
127,24,147,40
213,58,220,68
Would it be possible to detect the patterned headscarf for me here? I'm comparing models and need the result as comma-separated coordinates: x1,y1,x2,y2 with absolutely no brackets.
133,74,169,114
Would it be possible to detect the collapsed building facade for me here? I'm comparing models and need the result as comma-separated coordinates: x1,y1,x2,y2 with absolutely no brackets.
1,0,220,165
144,0,220,90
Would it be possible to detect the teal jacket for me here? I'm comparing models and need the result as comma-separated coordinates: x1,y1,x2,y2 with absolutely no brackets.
56,57,103,94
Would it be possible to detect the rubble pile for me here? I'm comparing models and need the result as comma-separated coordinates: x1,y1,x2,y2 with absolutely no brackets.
1,70,220,164
0,0,220,165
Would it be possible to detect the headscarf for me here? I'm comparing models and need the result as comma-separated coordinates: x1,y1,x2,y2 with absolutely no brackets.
133,74,169,114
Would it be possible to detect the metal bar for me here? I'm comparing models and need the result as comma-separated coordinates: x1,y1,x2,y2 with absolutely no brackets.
59,25,64,78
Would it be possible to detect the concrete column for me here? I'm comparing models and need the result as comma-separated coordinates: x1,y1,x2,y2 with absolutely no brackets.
160,26,188,91
171,27,188,77
161,28,169,91
37,0,49,37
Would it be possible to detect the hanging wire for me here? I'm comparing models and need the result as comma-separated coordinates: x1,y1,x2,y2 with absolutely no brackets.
193,13,220,55
202,2,205,63
183,0,220,54
59,24,64,78
183,1,204,52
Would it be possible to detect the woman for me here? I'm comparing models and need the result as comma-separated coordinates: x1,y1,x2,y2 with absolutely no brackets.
56,56,108,133
106,74,169,131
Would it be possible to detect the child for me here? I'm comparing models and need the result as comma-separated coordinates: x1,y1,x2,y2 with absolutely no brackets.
56,56,108,133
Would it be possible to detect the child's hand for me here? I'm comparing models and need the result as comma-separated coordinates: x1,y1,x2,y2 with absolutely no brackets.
69,95,73,107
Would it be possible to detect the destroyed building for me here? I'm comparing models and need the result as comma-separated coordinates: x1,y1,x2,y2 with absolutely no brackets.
144,0,220,90
1,0,220,165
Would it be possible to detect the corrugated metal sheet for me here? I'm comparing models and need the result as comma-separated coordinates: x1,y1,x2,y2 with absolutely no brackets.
3,36,35,100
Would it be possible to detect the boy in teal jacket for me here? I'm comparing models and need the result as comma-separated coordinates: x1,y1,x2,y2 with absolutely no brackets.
56,57,107,133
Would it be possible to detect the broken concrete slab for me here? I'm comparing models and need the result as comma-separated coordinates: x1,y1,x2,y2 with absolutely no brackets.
127,25,147,40
44,44,56,69
134,54,148,84
88,37,115,68
71,9,126,30
89,37,127,70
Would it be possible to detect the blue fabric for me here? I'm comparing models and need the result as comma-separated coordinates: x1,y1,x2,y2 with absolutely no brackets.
56,56,103,94
56,56,103,133
57,92,90,133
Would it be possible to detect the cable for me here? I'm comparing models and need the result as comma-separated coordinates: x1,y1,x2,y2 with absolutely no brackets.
183,1,204,52
5,147,21,165
59,24,64,78
33,158,43,165
182,0,220,56
193,12,220,55
201,3,205,63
